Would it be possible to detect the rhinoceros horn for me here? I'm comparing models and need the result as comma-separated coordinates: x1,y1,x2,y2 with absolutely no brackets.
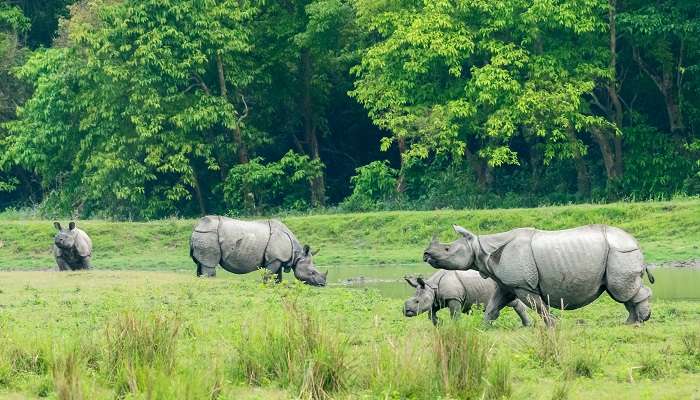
431,234,438,243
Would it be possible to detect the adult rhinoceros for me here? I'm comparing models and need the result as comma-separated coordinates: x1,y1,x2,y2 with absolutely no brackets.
190,216,327,286
423,224,654,325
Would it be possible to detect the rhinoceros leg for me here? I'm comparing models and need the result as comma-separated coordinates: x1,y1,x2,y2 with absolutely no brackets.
508,300,532,327
484,285,517,324
55,256,71,271
447,299,463,319
80,256,93,270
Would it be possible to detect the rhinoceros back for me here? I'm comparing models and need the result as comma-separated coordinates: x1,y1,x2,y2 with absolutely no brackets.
531,225,607,309
217,218,270,274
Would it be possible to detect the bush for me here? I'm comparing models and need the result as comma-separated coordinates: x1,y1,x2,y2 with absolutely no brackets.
340,160,399,211
224,151,324,213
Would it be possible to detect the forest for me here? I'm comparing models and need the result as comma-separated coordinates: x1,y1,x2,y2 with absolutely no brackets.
0,0,698,219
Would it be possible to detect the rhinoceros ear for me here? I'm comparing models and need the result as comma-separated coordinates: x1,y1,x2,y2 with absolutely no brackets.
416,277,427,288
303,244,310,256
53,222,62,231
453,225,475,240
404,277,419,288
69,221,76,231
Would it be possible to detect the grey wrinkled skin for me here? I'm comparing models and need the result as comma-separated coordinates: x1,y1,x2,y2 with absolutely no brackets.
53,222,93,271
403,270,531,326
190,216,327,286
423,225,654,326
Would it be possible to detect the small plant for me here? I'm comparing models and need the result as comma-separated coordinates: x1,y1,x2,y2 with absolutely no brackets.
681,330,700,359
367,335,435,399
569,350,600,378
53,350,84,400
637,352,668,379
102,311,181,395
233,299,350,400
433,322,489,399
550,378,571,400
484,356,512,400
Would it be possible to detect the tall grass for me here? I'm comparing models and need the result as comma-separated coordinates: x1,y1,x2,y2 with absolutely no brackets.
233,300,350,400
433,322,490,399
52,351,84,400
103,311,181,396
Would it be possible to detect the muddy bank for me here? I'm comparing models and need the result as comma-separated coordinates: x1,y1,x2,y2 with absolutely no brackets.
646,259,700,269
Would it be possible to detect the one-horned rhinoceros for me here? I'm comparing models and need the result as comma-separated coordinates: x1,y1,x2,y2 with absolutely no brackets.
423,225,654,326
403,270,531,326
190,216,327,286
53,221,93,271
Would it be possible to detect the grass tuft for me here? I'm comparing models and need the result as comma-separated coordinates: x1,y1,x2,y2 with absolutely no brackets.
103,311,181,396
52,350,84,400
433,322,490,399
484,356,513,400
234,299,350,400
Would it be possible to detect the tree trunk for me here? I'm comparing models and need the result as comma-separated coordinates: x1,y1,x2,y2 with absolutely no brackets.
191,169,207,216
591,127,617,181
301,47,325,206
216,54,252,211
566,129,590,198
464,147,490,191
396,136,407,193
607,0,624,179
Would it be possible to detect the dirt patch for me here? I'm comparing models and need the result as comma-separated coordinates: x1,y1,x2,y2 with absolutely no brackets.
646,259,700,269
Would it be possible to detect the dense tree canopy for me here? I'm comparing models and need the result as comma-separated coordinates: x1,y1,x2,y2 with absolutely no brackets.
0,0,698,219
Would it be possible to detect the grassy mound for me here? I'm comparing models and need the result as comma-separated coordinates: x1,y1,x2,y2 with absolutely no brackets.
0,199,698,270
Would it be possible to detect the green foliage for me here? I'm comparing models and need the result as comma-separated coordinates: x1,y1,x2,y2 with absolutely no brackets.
224,151,324,213
340,160,398,211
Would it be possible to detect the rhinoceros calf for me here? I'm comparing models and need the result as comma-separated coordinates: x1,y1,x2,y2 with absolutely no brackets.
403,270,531,326
190,216,327,286
423,224,654,325
53,222,93,271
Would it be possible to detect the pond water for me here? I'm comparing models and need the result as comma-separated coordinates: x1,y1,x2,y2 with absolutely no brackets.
328,265,700,301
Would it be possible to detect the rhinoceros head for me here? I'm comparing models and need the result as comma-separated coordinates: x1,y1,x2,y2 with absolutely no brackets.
53,221,77,250
423,225,477,270
293,245,327,286
403,276,435,317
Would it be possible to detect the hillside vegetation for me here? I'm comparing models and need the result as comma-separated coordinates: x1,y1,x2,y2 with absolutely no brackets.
1,199,698,270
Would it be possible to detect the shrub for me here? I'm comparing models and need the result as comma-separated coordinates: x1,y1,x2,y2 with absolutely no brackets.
224,151,324,213
340,160,399,211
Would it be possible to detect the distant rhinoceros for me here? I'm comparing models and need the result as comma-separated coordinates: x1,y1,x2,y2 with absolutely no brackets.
403,270,531,326
423,225,654,325
190,216,327,286
53,221,93,271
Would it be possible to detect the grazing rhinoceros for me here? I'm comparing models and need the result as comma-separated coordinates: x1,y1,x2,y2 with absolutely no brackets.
403,270,531,326
190,216,327,286
423,225,654,326
53,222,93,271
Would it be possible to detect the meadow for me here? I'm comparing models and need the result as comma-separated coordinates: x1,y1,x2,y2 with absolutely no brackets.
0,199,699,399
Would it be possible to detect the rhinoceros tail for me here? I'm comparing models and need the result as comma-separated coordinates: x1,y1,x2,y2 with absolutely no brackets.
645,265,655,284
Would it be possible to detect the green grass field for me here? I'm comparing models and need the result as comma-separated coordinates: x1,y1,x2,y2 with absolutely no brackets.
0,271,699,399
0,200,699,399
